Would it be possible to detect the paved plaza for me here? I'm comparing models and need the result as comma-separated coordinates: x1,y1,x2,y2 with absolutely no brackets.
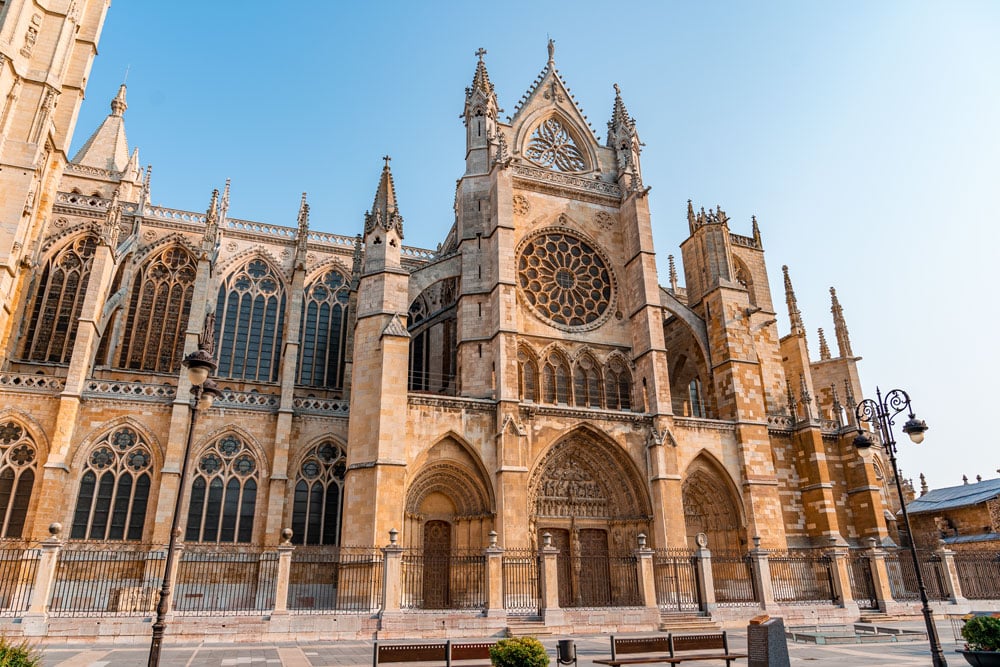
39,619,965,666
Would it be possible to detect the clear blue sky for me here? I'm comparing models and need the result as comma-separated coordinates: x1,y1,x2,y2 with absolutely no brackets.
74,1,1000,489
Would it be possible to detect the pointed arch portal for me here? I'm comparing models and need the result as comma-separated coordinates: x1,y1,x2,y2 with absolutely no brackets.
682,455,744,553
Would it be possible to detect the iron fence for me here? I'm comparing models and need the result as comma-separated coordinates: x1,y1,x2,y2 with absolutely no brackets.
768,551,837,604
173,545,278,614
652,549,701,611
502,549,541,615
287,546,383,612
711,552,757,606
562,553,640,608
847,551,879,610
0,542,38,615
49,542,164,616
400,549,486,610
953,551,1000,600
884,550,948,601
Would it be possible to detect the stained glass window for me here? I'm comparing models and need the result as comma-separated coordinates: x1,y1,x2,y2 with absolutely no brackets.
0,421,36,538
291,442,346,545
185,434,258,543
524,117,587,172
298,269,350,388
215,259,286,382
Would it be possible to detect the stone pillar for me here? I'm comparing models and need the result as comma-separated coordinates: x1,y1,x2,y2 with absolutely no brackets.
825,539,858,613
748,537,776,609
381,529,404,613
865,538,894,612
635,533,657,610
485,531,505,618
272,530,295,614
694,535,716,613
24,524,62,634
538,533,564,626
935,542,966,604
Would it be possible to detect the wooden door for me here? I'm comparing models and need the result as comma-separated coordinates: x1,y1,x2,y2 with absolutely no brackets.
542,528,573,607
578,528,611,606
422,520,451,608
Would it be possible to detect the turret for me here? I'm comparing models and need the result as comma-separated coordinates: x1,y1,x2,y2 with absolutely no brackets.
463,48,500,175
607,83,643,192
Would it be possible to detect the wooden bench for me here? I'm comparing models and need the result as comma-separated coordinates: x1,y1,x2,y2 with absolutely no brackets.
372,640,498,667
594,633,746,666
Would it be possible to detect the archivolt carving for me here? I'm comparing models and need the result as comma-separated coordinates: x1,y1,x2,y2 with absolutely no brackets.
405,461,492,518
682,455,744,552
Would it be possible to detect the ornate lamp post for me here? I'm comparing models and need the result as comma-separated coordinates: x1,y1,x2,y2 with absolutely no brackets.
853,387,946,667
147,347,222,667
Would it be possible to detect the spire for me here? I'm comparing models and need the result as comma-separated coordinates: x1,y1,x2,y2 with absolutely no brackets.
295,192,310,268
668,254,678,292
464,47,499,121
830,287,854,357
606,83,643,191
71,84,131,172
818,328,831,360
364,156,404,239
782,265,805,337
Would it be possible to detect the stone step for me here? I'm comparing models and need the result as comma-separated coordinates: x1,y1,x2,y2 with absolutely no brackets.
506,616,552,637
658,612,721,634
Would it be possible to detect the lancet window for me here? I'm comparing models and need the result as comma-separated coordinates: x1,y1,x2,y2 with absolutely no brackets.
298,268,350,388
518,349,539,403
70,426,152,541
291,442,346,546
185,434,259,543
22,235,98,363
573,355,602,408
688,379,705,418
408,296,430,391
541,352,571,405
0,421,37,539
605,358,632,411
214,259,286,382
117,246,197,372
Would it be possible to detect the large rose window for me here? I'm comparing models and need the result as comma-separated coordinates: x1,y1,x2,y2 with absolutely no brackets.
518,231,614,330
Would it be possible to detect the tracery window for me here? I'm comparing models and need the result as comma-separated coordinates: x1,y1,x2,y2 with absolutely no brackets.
573,355,602,408
298,268,350,388
605,358,632,411
541,353,571,405
215,259,286,382
408,296,430,391
518,350,539,403
0,422,37,538
22,235,98,363
71,426,152,541
524,117,587,172
291,442,346,546
117,246,197,372
185,434,259,543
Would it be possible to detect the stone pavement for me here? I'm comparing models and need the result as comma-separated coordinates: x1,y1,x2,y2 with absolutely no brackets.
39,620,965,666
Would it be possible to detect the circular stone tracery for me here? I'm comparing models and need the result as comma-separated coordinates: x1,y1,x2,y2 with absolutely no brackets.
517,231,614,330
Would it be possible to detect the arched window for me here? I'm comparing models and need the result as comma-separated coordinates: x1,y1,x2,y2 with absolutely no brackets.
573,355,602,408
688,378,704,418
118,246,197,372
22,235,98,363
215,259,286,382
518,349,538,403
71,426,152,541
541,352,571,405
605,358,632,411
185,434,259,543
0,421,37,538
291,442,346,545
408,296,430,391
299,269,350,388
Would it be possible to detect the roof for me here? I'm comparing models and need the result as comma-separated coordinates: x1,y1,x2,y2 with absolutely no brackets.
907,477,1000,514
942,533,1000,545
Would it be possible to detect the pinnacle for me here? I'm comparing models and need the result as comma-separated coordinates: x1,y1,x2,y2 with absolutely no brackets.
110,84,128,117
365,157,404,239
469,47,494,98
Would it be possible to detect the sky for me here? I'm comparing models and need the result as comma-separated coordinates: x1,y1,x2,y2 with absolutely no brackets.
73,2,1000,489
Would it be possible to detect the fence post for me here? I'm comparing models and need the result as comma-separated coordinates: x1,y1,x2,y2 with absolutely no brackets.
934,541,965,604
865,538,894,612
825,537,857,612
485,531,505,617
24,523,62,635
694,534,715,613
539,532,564,626
272,529,294,614
634,533,657,610
381,528,404,613
748,536,775,610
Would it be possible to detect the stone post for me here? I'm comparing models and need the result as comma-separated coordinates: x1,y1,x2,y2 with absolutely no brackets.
539,532,564,626
865,537,895,612
485,531,505,618
748,536,776,609
381,528,404,613
825,537,858,613
634,533,658,609
694,533,716,613
24,523,63,635
935,541,966,604
272,529,295,614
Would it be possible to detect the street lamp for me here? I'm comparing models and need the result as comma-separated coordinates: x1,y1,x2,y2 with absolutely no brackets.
854,387,945,667
148,347,222,667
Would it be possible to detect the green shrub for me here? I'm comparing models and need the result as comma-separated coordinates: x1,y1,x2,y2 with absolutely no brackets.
0,635,41,667
489,637,549,667
962,615,1000,652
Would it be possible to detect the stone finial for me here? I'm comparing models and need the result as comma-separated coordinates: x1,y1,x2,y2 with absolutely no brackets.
818,328,831,360
488,530,498,548
668,254,678,291
831,384,843,427
920,473,928,496
687,200,697,233
830,287,853,357
963,475,969,485
637,533,647,549
782,265,805,337
110,83,127,117
542,532,553,548
977,474,982,483
49,522,62,537
752,535,762,550
388,527,399,545
752,215,762,247
220,177,231,220
786,379,798,418
547,38,555,65
281,528,293,545
799,373,813,420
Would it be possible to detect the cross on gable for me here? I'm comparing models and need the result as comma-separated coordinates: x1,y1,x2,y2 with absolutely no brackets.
382,155,391,168
475,47,487,61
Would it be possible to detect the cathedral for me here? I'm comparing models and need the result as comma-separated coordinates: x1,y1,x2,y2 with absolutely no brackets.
0,1,901,608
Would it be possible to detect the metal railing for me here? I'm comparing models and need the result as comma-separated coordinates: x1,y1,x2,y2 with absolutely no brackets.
502,549,541,615
954,551,1000,600
652,550,701,611
711,552,757,606
0,543,38,615
768,551,837,604
287,546,382,612
847,551,879,610
400,550,486,610
50,543,164,616
884,550,948,601
562,553,641,608
174,546,278,614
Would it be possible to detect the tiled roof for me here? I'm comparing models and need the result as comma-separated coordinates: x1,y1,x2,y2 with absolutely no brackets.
907,477,1000,514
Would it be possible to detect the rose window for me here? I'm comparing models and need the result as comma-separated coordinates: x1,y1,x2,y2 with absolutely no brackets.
525,118,587,172
518,232,614,330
